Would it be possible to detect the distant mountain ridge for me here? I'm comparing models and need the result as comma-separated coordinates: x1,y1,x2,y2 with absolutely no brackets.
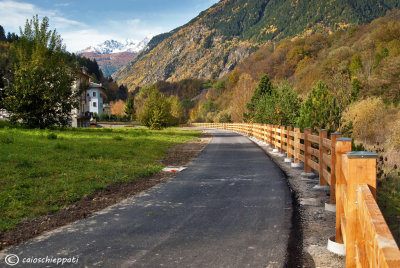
114,0,400,90
79,38,150,54
78,37,150,77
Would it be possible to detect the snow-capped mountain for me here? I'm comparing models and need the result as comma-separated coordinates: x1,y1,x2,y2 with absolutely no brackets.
78,37,151,77
79,37,150,54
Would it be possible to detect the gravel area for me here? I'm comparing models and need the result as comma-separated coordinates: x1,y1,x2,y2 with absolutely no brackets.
247,135,346,267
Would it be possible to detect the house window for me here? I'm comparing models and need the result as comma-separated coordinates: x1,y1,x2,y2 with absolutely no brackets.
93,92,96,97
100,93,103,98
93,102,97,107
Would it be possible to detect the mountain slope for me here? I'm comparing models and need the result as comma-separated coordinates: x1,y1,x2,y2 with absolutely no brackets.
78,38,149,77
115,0,400,89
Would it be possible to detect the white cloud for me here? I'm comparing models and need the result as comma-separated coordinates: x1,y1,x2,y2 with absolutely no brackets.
54,2,71,7
0,0,84,32
0,0,111,52
0,0,171,52
52,17,85,28
105,18,165,43
0,0,55,31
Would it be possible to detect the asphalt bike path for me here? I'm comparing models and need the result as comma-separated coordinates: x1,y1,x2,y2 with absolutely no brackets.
1,129,293,267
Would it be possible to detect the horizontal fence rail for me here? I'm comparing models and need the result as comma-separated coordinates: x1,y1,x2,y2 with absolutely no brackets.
189,123,400,268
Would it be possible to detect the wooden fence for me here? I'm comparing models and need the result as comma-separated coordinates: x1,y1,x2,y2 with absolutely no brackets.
190,123,400,267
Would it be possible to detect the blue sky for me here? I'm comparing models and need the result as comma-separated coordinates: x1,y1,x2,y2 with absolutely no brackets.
0,0,219,52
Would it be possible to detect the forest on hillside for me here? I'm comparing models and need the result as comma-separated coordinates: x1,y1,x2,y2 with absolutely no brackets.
115,0,400,88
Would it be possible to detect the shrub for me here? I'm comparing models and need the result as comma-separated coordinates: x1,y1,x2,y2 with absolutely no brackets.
342,97,386,144
388,119,400,150
99,112,109,121
218,113,232,123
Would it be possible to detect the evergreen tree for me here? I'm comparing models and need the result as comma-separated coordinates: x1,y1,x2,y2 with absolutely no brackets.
6,32,18,42
124,97,135,120
244,74,273,122
116,84,128,100
137,88,172,129
254,82,300,126
297,81,339,132
0,26,6,41
4,15,75,128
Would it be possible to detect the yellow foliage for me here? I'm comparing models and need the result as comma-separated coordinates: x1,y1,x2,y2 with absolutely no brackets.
388,119,400,150
336,22,351,30
261,25,278,35
343,97,386,144
110,100,126,116
230,73,257,122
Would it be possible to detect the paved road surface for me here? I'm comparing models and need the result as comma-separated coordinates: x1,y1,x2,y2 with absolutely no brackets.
1,129,293,267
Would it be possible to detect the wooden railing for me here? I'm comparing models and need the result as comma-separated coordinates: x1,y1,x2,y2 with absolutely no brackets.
190,123,400,267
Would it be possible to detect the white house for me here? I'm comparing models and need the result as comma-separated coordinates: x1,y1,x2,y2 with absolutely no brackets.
71,70,106,127
88,82,105,116
71,70,90,127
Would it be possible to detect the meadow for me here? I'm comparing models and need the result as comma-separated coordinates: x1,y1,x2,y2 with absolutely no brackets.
0,123,200,232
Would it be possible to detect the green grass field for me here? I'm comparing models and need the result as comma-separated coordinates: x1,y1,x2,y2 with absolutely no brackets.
0,124,200,232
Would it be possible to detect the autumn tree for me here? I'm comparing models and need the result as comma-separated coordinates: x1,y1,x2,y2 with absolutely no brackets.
110,100,126,116
230,73,256,122
4,15,75,128
168,95,185,125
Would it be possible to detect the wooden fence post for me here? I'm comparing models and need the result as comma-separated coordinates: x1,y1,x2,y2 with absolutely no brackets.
319,129,328,186
263,124,267,143
280,126,286,154
335,138,352,244
304,127,312,174
286,126,293,161
268,124,273,145
330,132,342,204
274,125,279,150
345,151,378,268
293,127,301,165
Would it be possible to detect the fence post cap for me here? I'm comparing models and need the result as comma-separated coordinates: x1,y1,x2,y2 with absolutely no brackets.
320,129,328,131
304,127,311,129
287,126,292,128
331,132,342,135
337,137,352,142
347,151,378,159
294,127,300,129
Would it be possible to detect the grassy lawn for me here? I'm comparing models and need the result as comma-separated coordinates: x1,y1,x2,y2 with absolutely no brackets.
0,124,200,232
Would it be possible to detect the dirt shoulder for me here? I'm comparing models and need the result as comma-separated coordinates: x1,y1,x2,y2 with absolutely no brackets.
247,136,345,268
0,130,212,251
